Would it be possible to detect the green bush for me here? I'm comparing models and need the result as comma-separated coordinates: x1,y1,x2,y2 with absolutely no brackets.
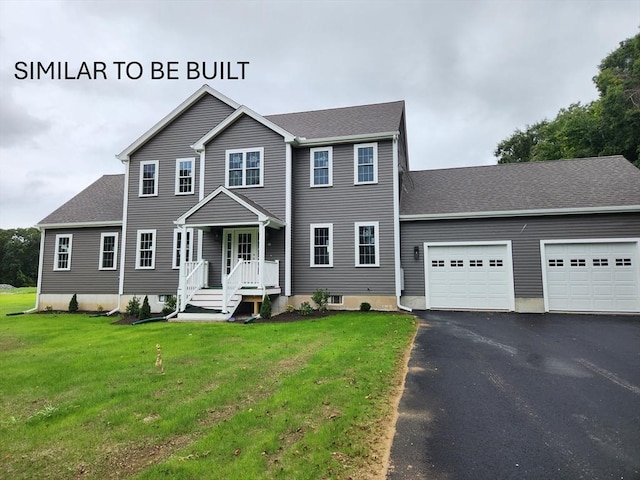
260,294,272,319
126,296,140,318
360,302,371,312
311,288,330,312
68,294,78,312
299,301,313,316
139,296,151,320
162,295,177,315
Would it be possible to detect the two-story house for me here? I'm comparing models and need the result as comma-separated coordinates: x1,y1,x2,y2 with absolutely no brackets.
35,85,640,318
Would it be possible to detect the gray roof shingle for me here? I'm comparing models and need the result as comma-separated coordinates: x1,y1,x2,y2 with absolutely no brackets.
38,174,124,226
400,156,640,216
265,101,405,139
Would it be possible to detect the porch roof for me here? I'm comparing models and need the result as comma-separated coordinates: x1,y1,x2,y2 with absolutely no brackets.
175,186,284,228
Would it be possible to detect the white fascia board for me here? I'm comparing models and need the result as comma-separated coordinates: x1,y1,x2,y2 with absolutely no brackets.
37,220,122,229
400,205,640,222
295,131,399,147
192,106,295,151
117,85,240,161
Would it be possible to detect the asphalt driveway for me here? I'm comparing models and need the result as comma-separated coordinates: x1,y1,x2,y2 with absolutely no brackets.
387,311,640,480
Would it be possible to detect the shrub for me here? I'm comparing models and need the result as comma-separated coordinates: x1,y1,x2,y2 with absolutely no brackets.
162,295,177,315
96,305,104,313
360,302,371,312
260,294,272,319
126,296,140,318
139,296,151,320
299,301,313,316
44,305,53,313
68,294,79,312
285,304,295,313
311,288,330,312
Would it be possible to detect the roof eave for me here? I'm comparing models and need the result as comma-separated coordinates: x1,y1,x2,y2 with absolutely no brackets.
294,131,399,147
37,220,123,230
399,205,640,221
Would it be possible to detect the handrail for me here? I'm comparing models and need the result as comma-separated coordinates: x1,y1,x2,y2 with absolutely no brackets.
181,259,208,310
222,259,245,313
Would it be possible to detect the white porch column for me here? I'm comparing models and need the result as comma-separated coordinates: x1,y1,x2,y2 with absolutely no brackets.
178,224,187,310
259,222,266,290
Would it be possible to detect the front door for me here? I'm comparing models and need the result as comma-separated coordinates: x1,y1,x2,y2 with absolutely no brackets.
222,228,258,277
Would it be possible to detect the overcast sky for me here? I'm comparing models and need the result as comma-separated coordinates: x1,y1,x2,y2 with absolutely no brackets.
0,0,638,229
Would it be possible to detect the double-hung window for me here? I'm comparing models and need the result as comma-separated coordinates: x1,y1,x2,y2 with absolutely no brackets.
54,234,72,271
310,147,333,187
355,222,379,267
172,228,193,269
226,148,264,188
354,143,378,184
135,229,156,269
310,224,333,267
139,161,159,196
99,232,118,270
175,158,195,195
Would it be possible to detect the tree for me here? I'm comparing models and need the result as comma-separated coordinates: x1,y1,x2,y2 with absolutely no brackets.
139,296,151,320
496,34,640,166
0,228,40,286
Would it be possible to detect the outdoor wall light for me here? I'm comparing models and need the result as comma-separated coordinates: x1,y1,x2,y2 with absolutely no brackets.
413,246,420,260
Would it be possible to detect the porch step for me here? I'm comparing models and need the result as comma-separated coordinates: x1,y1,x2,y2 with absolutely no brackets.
172,312,231,322
174,289,241,322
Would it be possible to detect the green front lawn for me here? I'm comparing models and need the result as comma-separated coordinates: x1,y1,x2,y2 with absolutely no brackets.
0,291,416,479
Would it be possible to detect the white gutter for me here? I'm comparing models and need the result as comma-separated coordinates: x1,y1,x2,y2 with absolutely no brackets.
294,131,399,147
36,220,122,229
400,204,640,222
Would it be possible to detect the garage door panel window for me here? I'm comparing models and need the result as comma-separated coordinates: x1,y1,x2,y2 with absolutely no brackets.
593,258,609,267
616,258,632,266
549,259,564,267
489,259,504,267
432,260,444,267
469,260,484,267
570,259,586,267
450,260,463,267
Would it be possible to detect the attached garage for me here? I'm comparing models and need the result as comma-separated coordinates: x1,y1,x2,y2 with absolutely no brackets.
424,242,515,311
542,240,639,313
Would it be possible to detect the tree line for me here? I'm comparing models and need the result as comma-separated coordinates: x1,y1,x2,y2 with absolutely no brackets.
495,34,640,166
0,228,40,287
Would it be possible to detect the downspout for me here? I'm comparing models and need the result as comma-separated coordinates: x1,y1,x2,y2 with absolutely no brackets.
392,133,412,313
284,142,292,297
31,226,46,312
196,146,205,261
114,156,131,315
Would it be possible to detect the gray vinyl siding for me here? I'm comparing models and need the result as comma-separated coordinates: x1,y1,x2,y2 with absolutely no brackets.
203,115,287,220
292,140,396,295
202,230,223,286
124,95,234,294
400,212,640,298
266,227,286,289
186,194,259,224
40,227,121,294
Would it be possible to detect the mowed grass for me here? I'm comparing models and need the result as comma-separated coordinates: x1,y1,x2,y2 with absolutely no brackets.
0,291,416,479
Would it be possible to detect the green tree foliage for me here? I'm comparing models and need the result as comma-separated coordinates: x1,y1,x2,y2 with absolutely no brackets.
0,228,40,287
496,34,640,166
68,294,79,312
139,295,151,320
259,294,272,319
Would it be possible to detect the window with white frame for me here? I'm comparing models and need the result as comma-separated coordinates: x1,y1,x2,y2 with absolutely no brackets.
226,148,264,188
99,232,118,270
135,229,156,269
310,147,333,187
54,234,72,271
139,160,159,196
172,228,193,269
175,158,195,195
355,222,379,266
310,223,333,267
354,143,378,184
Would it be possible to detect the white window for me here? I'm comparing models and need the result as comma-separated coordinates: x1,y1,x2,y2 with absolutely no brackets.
175,158,195,195
139,160,159,197
172,228,194,269
310,147,333,187
53,234,72,271
355,222,379,267
225,148,264,188
135,229,156,269
310,223,333,267
99,232,119,270
354,143,378,184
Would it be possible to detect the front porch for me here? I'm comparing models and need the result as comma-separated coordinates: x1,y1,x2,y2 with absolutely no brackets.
176,259,281,321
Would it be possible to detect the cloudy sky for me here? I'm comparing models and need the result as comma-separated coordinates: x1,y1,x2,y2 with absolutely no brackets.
0,0,638,229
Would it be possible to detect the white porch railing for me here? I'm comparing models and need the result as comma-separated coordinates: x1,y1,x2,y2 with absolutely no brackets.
221,260,280,313
180,260,209,311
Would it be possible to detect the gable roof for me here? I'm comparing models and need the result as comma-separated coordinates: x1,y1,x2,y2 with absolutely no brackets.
116,85,240,161
265,100,405,141
400,156,640,219
38,174,124,227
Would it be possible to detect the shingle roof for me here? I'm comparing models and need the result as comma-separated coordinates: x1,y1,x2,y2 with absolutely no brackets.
265,101,405,139
38,174,124,226
400,156,640,216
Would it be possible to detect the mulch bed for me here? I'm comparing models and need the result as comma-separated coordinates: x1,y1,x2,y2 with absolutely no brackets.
110,310,341,325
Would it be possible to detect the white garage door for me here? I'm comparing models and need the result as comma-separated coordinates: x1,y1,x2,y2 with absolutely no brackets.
425,242,514,310
543,241,639,313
